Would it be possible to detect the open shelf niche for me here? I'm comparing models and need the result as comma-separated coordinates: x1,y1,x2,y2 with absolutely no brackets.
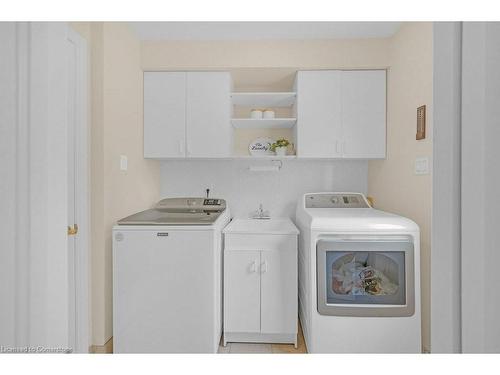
230,68,298,159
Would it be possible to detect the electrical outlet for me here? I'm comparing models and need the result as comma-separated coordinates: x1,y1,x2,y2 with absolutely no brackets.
414,157,429,175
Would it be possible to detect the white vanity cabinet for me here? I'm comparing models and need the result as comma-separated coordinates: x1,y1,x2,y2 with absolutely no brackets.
223,219,299,346
296,69,386,159
144,71,232,158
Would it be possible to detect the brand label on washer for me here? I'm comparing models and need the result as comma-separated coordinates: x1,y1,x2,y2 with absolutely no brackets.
157,232,169,237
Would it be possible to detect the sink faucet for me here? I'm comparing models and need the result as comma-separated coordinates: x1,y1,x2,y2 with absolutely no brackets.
251,203,270,219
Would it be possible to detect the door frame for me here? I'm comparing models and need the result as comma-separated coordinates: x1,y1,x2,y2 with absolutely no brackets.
67,26,90,353
431,22,463,353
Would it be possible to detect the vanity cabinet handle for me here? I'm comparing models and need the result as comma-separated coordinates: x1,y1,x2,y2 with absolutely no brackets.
261,260,268,274
250,260,257,273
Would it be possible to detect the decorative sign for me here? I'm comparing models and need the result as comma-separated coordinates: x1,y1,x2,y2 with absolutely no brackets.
249,137,275,156
416,105,426,140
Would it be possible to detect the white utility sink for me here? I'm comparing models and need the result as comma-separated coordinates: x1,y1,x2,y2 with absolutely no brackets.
223,218,299,235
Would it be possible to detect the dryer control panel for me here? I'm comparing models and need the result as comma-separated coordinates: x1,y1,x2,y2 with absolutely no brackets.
305,193,370,208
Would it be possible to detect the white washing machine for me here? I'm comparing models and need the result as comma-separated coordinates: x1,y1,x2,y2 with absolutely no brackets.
295,192,421,353
113,197,230,353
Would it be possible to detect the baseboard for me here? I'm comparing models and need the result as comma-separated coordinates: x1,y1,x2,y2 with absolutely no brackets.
90,337,113,354
224,332,297,346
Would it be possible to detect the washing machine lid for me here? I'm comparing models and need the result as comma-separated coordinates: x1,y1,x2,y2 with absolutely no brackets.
298,193,419,232
117,197,226,225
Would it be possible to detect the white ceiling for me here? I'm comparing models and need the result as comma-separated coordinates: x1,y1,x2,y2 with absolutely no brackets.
130,22,401,41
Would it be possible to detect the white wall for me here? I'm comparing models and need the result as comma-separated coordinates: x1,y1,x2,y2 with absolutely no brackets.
160,160,368,219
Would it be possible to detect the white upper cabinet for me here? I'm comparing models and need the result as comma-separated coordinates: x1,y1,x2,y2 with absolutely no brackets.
144,71,232,158
144,69,385,160
144,72,186,158
186,72,232,158
296,70,386,159
296,71,342,158
341,70,386,159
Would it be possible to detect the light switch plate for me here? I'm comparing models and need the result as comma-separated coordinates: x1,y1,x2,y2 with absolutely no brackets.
120,155,128,171
414,157,429,175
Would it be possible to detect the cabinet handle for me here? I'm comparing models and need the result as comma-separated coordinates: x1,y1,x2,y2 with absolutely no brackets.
250,260,257,273
342,141,346,155
336,140,342,155
261,260,268,274
186,142,191,156
179,140,184,155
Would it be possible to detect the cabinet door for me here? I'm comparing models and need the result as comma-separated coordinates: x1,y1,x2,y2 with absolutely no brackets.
186,72,232,158
224,250,261,333
144,72,186,158
260,248,297,334
296,71,342,158
341,70,386,158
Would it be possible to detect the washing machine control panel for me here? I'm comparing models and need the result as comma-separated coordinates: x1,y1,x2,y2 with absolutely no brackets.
305,193,370,208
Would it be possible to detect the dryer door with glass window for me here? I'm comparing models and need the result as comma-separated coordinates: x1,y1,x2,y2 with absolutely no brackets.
316,238,414,317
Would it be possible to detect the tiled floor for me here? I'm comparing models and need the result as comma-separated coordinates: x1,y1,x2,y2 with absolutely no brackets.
218,322,307,354
100,322,307,354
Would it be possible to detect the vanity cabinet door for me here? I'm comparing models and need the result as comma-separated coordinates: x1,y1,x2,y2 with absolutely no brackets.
260,246,298,335
224,250,261,333
144,72,186,158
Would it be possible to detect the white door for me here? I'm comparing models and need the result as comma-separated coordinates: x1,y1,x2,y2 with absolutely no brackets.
260,249,297,334
341,70,386,158
67,30,77,351
144,72,186,158
224,250,261,333
66,27,89,353
296,70,342,158
461,22,500,353
186,72,232,158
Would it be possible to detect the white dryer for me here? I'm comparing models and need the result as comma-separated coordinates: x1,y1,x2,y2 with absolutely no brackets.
295,192,421,353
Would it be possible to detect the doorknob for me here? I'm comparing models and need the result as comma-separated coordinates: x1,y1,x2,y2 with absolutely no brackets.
67,224,79,236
